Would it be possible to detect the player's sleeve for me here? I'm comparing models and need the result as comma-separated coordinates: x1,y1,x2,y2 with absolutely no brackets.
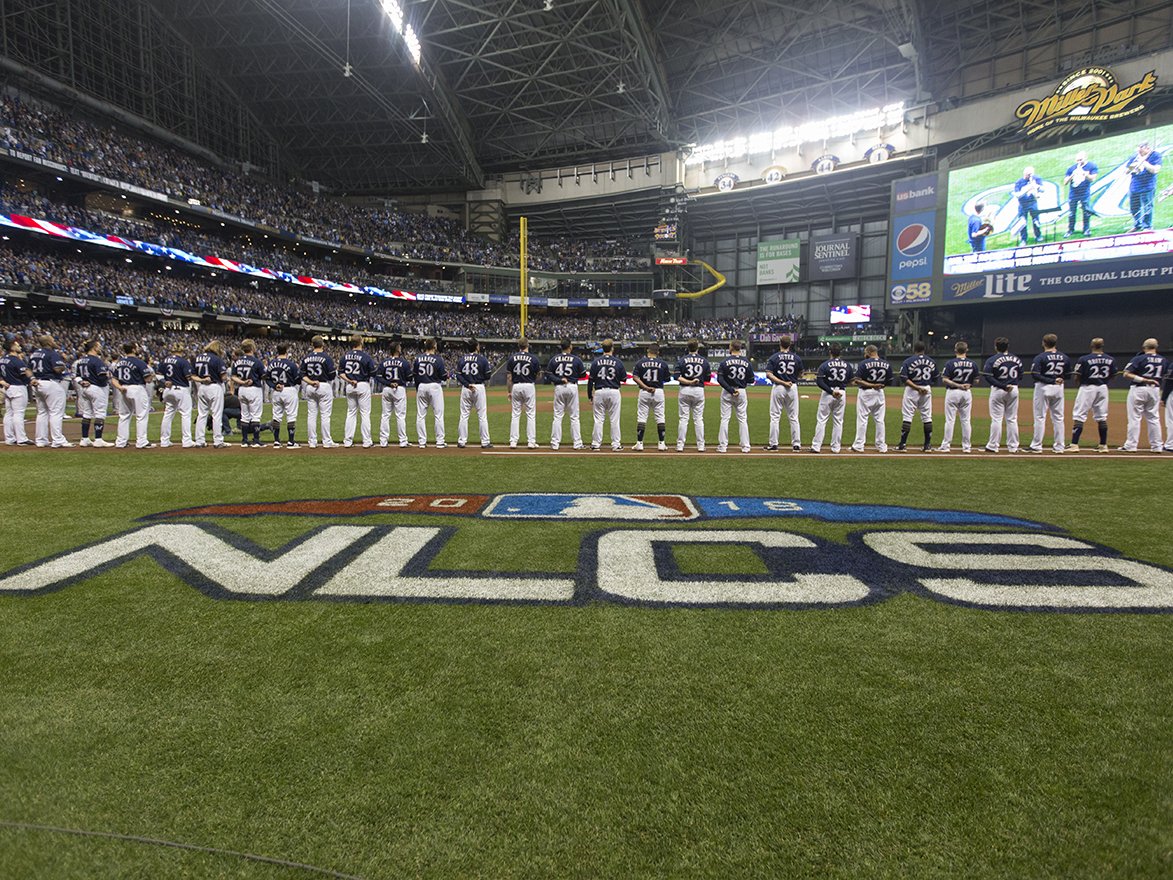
814,363,832,394
716,361,735,393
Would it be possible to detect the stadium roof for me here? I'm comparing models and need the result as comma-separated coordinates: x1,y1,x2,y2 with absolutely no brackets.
120,1,1173,192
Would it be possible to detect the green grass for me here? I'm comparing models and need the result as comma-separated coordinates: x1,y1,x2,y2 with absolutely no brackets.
1,387,1171,878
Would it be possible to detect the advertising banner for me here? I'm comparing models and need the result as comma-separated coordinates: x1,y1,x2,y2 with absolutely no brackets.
756,239,801,285
809,232,859,279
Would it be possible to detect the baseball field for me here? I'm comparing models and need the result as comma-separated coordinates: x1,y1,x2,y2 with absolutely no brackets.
1,386,1170,879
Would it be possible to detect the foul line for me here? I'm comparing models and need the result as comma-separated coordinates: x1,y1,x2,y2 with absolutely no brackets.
481,450,1168,459
0,820,364,879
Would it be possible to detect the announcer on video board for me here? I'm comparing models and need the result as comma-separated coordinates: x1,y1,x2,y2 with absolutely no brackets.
1012,166,1045,245
1063,151,1098,238
1127,141,1162,232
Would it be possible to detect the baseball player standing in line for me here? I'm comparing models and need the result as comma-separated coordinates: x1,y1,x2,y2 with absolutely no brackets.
76,339,112,447
1029,334,1072,453
1069,338,1116,452
0,338,33,445
897,341,939,452
506,338,541,449
764,335,804,451
231,340,268,448
157,342,194,448
341,334,376,448
266,343,301,448
1120,338,1167,452
28,334,70,447
376,342,411,448
937,341,978,453
811,343,854,454
193,340,227,448
111,342,155,449
456,338,493,449
587,339,625,451
414,338,448,448
632,343,670,451
546,338,586,450
716,340,752,453
674,338,710,452
299,336,337,449
851,344,892,453
1164,363,1173,452
981,337,1023,453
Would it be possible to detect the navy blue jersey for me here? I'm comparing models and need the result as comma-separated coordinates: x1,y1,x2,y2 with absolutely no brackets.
1124,352,1169,384
232,354,265,386
506,351,541,384
28,348,65,381
982,353,1024,389
855,357,892,387
816,358,855,393
265,358,300,388
1073,352,1116,386
456,353,492,386
299,351,335,383
588,355,626,390
341,349,376,382
675,354,711,385
112,356,152,386
717,355,753,392
77,354,110,388
765,351,804,382
413,353,447,384
193,352,226,382
942,357,979,386
633,356,670,389
158,355,191,386
547,353,586,384
0,354,30,386
377,356,411,386
900,354,939,386
1031,351,1072,384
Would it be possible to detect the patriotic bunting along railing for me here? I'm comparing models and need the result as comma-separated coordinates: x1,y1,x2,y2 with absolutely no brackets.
0,212,465,305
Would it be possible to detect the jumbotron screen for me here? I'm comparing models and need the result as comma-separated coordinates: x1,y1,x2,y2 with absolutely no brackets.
941,122,1173,292
830,304,871,324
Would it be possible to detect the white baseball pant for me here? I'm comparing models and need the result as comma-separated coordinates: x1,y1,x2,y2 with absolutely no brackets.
591,388,622,448
636,388,666,425
768,384,801,448
115,385,150,448
344,381,372,445
271,388,299,428
416,382,445,445
379,386,407,446
550,384,582,449
677,387,705,450
160,386,192,447
239,386,264,424
3,385,29,444
196,383,225,446
77,384,109,421
459,384,490,446
939,388,973,452
1072,385,1109,423
304,382,334,447
33,379,67,447
986,387,1020,452
1166,395,1173,452
811,390,845,452
851,388,887,452
1030,384,1066,452
1123,385,1162,451
717,389,749,452
510,384,537,446
900,386,932,423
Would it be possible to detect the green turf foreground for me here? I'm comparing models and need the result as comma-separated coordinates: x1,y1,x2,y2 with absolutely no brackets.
1,429,1171,878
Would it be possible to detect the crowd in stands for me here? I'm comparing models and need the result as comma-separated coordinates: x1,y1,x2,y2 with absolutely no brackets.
0,93,649,271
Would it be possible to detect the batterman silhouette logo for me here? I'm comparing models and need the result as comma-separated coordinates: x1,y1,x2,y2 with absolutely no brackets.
1015,67,1158,135
1,494,1172,613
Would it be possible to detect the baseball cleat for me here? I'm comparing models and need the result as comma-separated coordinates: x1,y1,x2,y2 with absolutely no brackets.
52,442,76,448
657,442,667,451
763,444,778,451
676,445,684,452
716,446,727,453
1067,445,1079,453
896,445,907,452
287,442,300,448
633,441,644,451
457,442,466,448
696,446,705,452
590,444,600,451
611,445,622,452
1053,448,1064,454
79,438,93,447
136,443,156,449
1097,445,1109,453
361,442,372,449
509,441,517,448
551,444,559,451
418,442,427,449
482,443,494,449
741,447,751,453
809,447,820,453
792,444,801,452
400,441,410,448
527,443,538,449
573,444,584,450
436,443,447,449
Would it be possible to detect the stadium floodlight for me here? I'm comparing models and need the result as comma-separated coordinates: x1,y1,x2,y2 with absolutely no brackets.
381,0,421,65
684,102,905,165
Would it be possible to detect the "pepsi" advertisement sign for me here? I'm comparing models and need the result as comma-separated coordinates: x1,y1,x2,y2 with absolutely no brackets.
889,211,936,281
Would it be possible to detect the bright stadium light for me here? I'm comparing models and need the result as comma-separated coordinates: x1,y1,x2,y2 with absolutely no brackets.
381,0,420,65
684,102,905,165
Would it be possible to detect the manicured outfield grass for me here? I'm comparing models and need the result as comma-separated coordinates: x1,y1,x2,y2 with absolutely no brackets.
1,389,1170,878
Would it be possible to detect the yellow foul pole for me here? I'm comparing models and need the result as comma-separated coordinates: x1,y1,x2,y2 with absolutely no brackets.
519,216,528,338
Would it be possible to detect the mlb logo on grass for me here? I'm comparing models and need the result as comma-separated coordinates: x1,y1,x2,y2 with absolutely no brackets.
889,210,937,280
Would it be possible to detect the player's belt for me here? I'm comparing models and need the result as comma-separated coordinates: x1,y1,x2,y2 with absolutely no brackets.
512,380,535,385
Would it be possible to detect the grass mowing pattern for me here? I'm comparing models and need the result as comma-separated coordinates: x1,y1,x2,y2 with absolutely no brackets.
1,387,1171,878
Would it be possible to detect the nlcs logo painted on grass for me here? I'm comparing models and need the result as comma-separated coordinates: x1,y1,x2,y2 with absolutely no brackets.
1,495,1172,613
